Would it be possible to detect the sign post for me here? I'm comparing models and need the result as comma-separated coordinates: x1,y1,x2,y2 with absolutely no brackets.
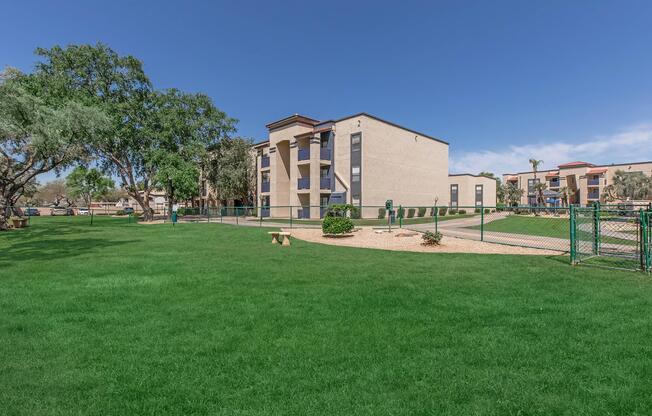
385,200,393,232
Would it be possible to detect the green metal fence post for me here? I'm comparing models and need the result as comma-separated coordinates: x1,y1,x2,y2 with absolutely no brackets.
398,205,403,228
91,209,94,226
434,205,438,234
570,205,577,264
236,207,239,225
207,207,210,223
480,205,484,242
593,202,600,255
640,209,649,273
259,206,263,227
289,206,293,229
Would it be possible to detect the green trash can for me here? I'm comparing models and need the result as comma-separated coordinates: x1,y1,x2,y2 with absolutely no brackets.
172,212,178,224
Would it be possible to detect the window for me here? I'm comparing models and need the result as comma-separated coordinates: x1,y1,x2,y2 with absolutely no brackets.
262,172,270,183
475,185,483,207
321,166,329,178
450,184,458,207
351,133,362,201
528,178,540,194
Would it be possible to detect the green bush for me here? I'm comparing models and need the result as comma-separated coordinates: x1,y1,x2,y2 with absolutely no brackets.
458,209,467,214
397,207,405,218
377,208,386,219
449,209,458,215
474,208,481,214
417,207,426,217
322,216,354,235
421,230,443,246
407,208,416,218
116,210,126,216
350,206,361,219
484,208,490,214
438,207,448,216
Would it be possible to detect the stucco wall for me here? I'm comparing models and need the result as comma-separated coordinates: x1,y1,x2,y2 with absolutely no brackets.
333,115,450,212
448,175,497,208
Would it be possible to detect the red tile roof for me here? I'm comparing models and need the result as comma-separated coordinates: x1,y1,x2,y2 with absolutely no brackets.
545,171,560,177
587,168,608,174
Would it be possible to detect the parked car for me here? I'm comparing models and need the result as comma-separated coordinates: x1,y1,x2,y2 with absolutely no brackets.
50,207,74,216
78,207,90,216
24,208,41,216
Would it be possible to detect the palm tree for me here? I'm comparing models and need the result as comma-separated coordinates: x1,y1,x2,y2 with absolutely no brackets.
534,182,548,206
504,183,524,206
529,159,544,180
558,186,569,206
608,170,652,201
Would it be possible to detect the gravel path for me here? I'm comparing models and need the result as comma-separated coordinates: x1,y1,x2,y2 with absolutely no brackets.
288,227,561,255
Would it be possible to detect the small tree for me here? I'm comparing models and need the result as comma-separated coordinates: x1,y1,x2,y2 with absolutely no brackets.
66,166,114,207
504,183,524,206
534,182,548,207
205,137,255,205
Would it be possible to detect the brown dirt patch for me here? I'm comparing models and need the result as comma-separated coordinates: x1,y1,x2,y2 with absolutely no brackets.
286,227,561,255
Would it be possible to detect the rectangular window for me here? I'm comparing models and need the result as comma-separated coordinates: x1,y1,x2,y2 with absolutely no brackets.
450,184,458,207
528,178,540,194
262,172,270,183
475,185,483,207
351,133,362,201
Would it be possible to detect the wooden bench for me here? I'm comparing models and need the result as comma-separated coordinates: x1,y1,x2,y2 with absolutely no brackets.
11,217,28,229
268,231,291,246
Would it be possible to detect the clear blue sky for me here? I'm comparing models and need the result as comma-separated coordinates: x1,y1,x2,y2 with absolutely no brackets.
2,0,652,177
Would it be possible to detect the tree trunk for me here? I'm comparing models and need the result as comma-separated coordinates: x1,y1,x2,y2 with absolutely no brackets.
129,190,154,222
0,196,9,231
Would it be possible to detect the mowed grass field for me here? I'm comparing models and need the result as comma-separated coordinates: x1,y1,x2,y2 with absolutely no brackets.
2,217,652,415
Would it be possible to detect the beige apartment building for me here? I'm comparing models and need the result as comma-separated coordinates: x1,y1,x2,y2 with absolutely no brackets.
503,160,652,206
254,113,496,219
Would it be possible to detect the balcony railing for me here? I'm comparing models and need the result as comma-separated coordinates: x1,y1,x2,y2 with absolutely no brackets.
320,148,331,160
298,148,310,161
261,155,270,168
261,182,270,193
320,177,331,189
588,178,600,186
587,191,600,200
298,177,310,189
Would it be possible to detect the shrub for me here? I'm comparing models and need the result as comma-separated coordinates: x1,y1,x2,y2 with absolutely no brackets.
474,208,481,214
350,206,361,219
407,208,415,218
397,207,405,218
322,216,354,235
458,209,467,214
484,208,490,214
377,208,386,219
421,230,443,246
417,207,426,217
449,209,458,215
438,207,448,216
116,210,126,216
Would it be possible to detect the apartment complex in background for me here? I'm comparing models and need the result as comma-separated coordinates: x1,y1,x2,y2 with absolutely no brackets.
254,113,496,219
503,161,652,206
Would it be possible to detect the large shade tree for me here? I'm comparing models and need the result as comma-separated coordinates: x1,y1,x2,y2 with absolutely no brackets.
0,69,107,229
29,44,235,221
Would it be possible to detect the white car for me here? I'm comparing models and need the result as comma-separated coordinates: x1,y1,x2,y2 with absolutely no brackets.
78,207,90,215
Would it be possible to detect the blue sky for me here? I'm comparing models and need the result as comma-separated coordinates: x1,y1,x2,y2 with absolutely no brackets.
2,0,652,180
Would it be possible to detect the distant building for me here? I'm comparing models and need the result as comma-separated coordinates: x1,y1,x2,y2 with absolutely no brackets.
503,161,652,206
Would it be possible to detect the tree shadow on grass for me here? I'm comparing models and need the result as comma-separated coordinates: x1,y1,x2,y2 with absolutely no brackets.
0,236,142,267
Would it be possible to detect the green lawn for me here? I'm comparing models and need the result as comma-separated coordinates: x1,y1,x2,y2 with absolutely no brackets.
2,217,652,415
470,214,637,246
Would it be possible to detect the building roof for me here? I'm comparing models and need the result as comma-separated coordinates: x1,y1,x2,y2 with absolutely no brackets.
264,112,449,145
558,161,594,168
506,175,518,181
545,171,560,177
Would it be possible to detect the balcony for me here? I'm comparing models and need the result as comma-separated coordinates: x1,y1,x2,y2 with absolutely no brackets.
298,177,310,190
588,178,600,186
587,191,600,200
261,207,270,217
261,155,270,169
320,177,331,190
549,180,560,188
261,181,270,193
320,148,331,161
298,148,310,161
